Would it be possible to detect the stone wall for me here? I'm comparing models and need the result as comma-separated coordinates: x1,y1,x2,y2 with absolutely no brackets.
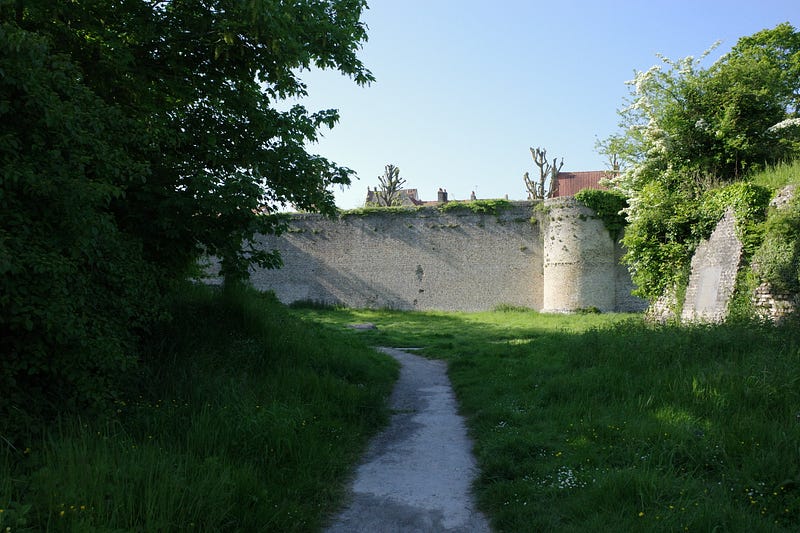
207,201,647,312
680,208,743,323
753,282,798,321
543,198,627,312
751,185,798,321
240,204,542,311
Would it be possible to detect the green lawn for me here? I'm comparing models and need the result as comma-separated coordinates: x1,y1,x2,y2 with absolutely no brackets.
5,294,798,532
293,306,800,532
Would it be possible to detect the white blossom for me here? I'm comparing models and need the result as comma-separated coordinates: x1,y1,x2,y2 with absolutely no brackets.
768,117,800,132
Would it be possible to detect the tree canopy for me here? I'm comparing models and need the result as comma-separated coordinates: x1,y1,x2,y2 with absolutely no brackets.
600,23,800,300
6,0,373,282
1,0,373,437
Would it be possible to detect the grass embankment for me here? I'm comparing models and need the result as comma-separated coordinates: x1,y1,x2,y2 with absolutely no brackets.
1,286,398,532
749,159,800,191
294,307,800,532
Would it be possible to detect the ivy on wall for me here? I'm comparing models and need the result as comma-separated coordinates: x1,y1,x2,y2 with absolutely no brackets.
621,181,771,301
574,189,629,240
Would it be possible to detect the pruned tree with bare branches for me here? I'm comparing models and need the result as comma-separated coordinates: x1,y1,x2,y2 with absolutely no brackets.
524,147,563,199
374,164,406,206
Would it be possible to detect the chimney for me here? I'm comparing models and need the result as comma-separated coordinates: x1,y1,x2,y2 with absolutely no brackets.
437,188,448,203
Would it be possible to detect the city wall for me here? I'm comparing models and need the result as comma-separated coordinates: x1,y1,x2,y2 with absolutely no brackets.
209,200,648,313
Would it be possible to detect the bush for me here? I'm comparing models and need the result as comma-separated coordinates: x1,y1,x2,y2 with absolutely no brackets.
574,189,628,239
0,24,161,441
699,182,771,255
622,180,771,301
752,194,800,293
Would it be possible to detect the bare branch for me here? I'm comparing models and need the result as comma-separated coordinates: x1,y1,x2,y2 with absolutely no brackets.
525,147,563,199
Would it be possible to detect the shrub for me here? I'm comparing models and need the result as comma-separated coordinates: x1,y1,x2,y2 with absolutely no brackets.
574,189,628,239
752,194,800,293
0,24,161,441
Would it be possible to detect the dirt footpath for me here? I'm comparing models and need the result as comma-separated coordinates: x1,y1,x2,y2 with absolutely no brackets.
325,347,491,533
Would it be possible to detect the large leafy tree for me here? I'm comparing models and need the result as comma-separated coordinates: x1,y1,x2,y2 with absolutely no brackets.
1,0,372,436
8,0,374,282
601,23,800,299
607,23,799,194
1,22,161,435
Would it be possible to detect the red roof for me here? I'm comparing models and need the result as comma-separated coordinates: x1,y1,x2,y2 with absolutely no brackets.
554,171,608,197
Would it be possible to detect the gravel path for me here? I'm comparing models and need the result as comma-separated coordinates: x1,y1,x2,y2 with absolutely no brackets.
325,347,491,533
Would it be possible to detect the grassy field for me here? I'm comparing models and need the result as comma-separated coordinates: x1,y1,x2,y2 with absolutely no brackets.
4,290,799,532
1,286,398,532
293,306,800,532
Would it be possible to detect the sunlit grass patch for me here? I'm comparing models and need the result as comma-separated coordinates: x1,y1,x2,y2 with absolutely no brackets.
748,160,800,191
294,307,800,532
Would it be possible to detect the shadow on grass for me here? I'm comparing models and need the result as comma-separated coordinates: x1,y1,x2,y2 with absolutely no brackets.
1,286,399,533
294,307,800,532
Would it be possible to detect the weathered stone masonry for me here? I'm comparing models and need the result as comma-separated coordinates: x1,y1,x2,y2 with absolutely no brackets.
209,200,648,312
681,208,742,323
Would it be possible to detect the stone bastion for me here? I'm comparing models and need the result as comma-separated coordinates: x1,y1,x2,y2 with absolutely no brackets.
207,200,648,313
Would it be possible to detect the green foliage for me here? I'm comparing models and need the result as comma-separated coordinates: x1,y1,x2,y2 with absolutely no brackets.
700,182,771,254
622,180,770,300
438,199,513,215
492,304,535,313
10,0,375,281
0,23,162,439
604,23,800,192
621,182,697,299
603,24,800,301
1,1,373,440
574,189,629,239
749,160,800,190
752,194,800,293
1,285,398,532
341,205,422,217
727,269,761,321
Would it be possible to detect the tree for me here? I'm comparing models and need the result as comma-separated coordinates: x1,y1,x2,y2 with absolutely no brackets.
0,22,161,437
595,136,625,180
373,164,407,206
602,23,800,195
524,147,563,199
1,1,373,436
8,0,374,284
599,23,800,299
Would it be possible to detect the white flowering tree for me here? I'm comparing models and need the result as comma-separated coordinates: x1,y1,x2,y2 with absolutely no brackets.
599,23,800,299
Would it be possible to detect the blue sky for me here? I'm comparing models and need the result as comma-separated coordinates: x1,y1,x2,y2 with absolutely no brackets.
293,1,798,209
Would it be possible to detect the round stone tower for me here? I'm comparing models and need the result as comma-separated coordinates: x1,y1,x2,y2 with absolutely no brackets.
542,197,617,312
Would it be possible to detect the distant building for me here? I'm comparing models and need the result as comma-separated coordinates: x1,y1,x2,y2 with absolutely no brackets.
553,171,609,197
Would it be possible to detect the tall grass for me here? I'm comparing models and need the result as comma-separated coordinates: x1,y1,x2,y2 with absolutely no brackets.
294,307,800,532
1,285,398,532
748,160,800,191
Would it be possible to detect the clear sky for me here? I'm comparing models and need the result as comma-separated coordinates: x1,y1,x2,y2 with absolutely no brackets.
292,0,798,209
